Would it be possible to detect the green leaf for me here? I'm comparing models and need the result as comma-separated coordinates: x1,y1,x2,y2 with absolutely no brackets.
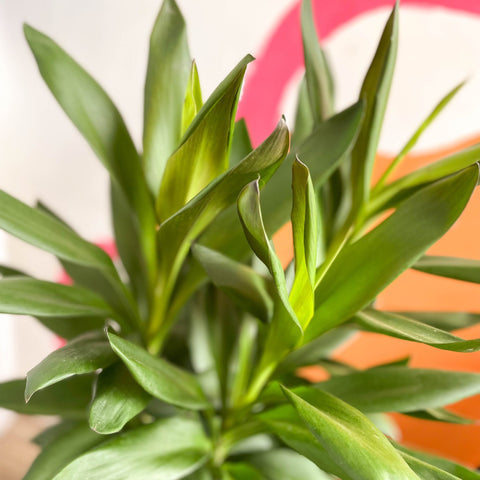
305,164,479,341
108,332,209,410
303,367,480,413
149,118,289,349
281,386,419,480
157,55,252,220
397,449,463,480
24,422,102,480
35,316,106,341
350,2,398,212
54,417,211,480
301,0,334,121
89,363,151,434
355,308,480,352
230,119,253,168
143,0,191,194
406,408,473,425
192,244,273,322
24,24,157,289
0,375,93,418
391,311,480,331
375,81,465,190
414,255,480,284
247,449,332,479
0,277,112,318
291,75,314,146
237,181,302,396
223,463,265,480
395,443,480,480
0,264,27,277
181,60,203,135
26,331,116,401
289,159,318,328
369,143,480,216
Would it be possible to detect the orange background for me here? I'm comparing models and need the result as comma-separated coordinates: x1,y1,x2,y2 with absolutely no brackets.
274,135,480,467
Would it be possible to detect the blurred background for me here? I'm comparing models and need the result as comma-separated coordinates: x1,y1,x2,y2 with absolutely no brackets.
1,0,480,466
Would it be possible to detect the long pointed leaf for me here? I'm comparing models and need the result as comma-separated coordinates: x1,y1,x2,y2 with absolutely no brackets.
350,3,398,213
282,386,419,480
143,0,191,194
108,332,209,410
355,308,480,352
89,363,151,434
54,417,211,480
413,255,480,284
157,55,252,220
24,24,157,288
26,331,116,401
306,164,479,341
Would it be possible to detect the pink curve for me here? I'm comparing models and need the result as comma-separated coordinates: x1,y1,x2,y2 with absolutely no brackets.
238,0,480,146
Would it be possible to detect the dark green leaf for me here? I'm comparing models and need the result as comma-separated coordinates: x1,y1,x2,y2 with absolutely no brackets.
355,308,480,352
406,408,473,425
143,0,191,194
24,24,157,289
301,0,334,121
108,332,209,410
223,463,265,480
89,363,151,434
157,55,252,220
282,386,419,480
304,367,480,413
350,3,398,212
24,422,102,480
230,119,253,168
397,449,463,480
192,244,273,322
0,376,93,418
26,331,116,401
54,417,211,480
305,165,479,341
0,264,27,277
0,277,112,318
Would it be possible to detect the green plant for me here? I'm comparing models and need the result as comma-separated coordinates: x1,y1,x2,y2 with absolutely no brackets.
2,0,480,478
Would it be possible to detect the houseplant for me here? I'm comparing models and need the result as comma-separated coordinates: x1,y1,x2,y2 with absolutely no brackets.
2,0,480,477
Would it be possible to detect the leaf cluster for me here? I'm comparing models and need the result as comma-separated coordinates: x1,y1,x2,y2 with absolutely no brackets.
2,1,480,478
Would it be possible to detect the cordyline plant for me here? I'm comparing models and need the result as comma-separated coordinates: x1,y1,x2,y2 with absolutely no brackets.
2,0,480,478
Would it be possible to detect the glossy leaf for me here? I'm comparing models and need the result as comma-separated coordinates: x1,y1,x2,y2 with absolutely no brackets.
143,0,191,193
54,417,211,480
0,277,112,318
350,3,398,211
247,449,331,480
0,376,93,418
414,255,480,284
24,422,102,480
192,244,273,322
301,0,334,121
304,367,480,413
282,386,419,480
157,55,252,220
355,308,480,352
89,363,151,434
149,118,289,346
108,332,209,410
181,60,203,135
24,25,157,285
26,331,116,401
289,159,318,328
305,164,479,341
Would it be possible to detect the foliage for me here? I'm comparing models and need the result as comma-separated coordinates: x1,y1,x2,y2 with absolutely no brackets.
1,0,480,478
